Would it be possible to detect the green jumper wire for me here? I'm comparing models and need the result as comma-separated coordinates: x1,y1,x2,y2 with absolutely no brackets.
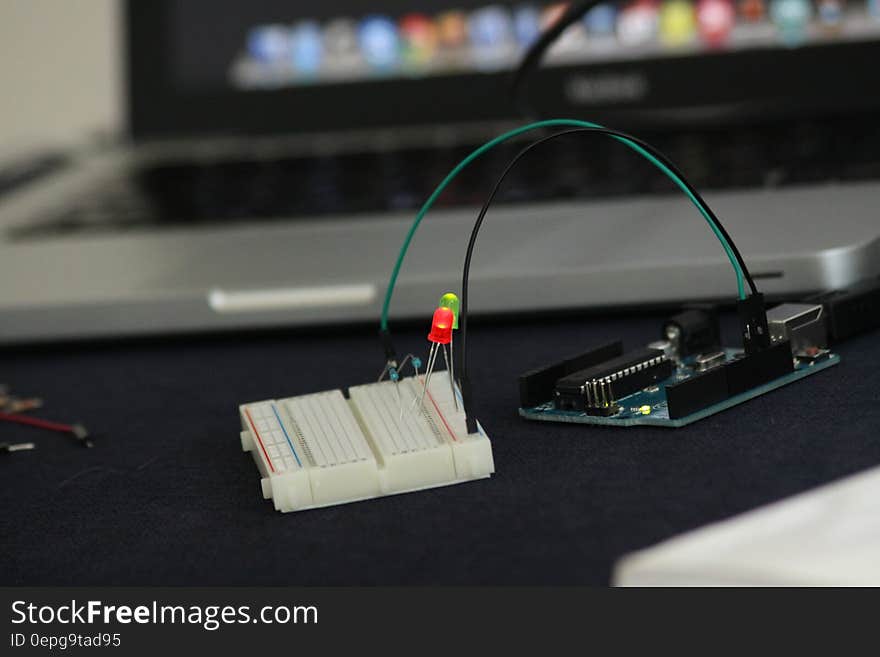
380,118,748,333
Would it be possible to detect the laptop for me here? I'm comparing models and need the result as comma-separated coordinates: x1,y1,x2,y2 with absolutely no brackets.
0,0,878,343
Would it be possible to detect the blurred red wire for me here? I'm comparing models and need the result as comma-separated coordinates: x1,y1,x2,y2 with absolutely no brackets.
0,411,74,434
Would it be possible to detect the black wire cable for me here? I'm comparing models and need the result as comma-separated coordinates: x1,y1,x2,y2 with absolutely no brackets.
457,127,759,430
510,1,608,118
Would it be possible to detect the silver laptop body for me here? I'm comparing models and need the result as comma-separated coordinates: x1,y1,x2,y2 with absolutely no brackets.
0,2,877,343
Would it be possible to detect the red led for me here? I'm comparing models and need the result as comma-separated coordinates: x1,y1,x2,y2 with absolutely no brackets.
428,306,454,344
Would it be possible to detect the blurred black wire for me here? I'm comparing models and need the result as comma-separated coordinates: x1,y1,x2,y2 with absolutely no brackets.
509,0,608,119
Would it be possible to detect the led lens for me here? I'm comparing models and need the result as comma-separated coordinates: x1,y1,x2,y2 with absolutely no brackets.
438,292,461,329
428,306,454,344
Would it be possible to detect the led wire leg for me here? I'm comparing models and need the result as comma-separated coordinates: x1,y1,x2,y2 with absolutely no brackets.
443,339,459,411
414,342,439,413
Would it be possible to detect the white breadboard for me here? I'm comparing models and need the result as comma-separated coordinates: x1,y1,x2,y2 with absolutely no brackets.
239,370,495,512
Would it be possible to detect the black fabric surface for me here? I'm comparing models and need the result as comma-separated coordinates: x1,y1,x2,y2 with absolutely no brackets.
2,312,879,585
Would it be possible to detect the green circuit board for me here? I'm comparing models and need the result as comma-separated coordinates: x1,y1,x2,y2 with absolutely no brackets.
519,349,840,428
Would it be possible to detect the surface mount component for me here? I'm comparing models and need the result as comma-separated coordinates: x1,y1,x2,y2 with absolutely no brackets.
239,371,494,512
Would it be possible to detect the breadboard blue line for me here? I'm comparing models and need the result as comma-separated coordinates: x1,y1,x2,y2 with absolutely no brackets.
271,403,303,467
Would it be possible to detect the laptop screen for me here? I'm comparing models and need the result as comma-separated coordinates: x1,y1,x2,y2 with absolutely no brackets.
128,1,880,137
169,1,880,93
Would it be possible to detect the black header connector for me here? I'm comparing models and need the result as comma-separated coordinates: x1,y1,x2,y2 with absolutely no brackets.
737,293,772,354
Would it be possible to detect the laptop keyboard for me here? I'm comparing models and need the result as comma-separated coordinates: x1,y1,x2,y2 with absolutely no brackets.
10,114,880,239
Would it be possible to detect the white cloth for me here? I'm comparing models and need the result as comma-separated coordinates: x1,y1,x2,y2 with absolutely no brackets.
614,465,880,586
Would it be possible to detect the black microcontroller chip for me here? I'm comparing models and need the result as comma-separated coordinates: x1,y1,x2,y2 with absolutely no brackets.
518,341,623,407
555,347,672,414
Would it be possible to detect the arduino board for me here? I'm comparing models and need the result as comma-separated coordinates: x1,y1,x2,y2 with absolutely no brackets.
520,347,839,428
518,304,840,428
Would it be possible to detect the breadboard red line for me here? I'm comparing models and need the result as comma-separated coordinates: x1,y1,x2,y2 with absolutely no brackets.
244,407,276,473
425,387,459,443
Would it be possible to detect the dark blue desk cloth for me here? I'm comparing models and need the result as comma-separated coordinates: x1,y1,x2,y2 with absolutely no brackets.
3,312,879,585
